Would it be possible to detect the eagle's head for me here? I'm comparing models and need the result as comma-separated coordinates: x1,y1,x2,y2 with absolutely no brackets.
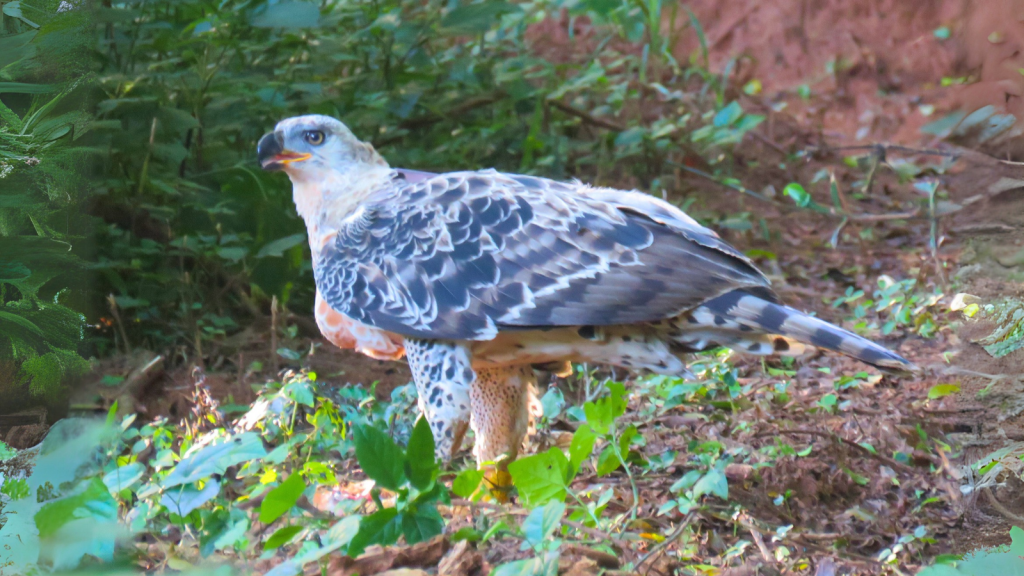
257,115,387,181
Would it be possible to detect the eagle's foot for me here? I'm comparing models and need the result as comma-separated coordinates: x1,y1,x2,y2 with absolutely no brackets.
482,467,513,503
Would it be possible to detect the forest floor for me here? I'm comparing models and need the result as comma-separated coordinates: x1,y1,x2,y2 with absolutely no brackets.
8,0,1024,574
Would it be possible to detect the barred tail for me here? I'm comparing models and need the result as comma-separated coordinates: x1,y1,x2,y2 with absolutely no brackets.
698,290,917,372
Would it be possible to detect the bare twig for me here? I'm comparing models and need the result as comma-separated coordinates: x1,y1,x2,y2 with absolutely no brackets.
563,544,621,569
748,522,774,563
636,512,695,574
106,294,132,354
270,295,279,375
750,130,790,156
548,99,626,132
984,487,1024,525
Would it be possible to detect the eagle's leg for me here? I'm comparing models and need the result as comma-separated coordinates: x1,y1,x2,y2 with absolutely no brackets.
403,338,473,463
470,364,535,502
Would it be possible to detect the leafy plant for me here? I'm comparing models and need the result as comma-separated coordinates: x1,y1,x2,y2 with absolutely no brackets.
918,526,1024,575
832,275,945,338
346,417,448,557
1,0,93,404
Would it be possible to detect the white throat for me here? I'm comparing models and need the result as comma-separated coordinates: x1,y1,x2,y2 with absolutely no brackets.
287,161,392,237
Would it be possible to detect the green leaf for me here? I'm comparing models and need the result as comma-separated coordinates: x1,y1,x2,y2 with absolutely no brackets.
817,393,838,412
713,101,743,127
250,2,321,28
405,417,436,491
35,478,112,538
347,508,399,558
784,183,812,208
401,503,445,544
353,425,406,491
163,433,267,488
596,445,620,476
568,425,597,471
259,473,306,524
0,82,52,93
522,500,565,548
692,464,729,500
507,447,570,507
0,261,30,281
618,424,638,456
928,383,961,400
452,468,484,498
0,441,15,462
2,3,38,28
161,479,222,517
217,246,248,262
257,233,307,258
102,462,145,494
582,382,627,435
264,525,304,550
441,1,519,34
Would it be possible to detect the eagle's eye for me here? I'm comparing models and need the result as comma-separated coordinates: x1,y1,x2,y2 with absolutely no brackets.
304,130,325,146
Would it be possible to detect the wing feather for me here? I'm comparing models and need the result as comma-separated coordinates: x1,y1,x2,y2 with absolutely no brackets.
315,170,773,340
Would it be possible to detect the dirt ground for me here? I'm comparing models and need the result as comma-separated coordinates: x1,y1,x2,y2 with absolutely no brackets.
8,0,1024,571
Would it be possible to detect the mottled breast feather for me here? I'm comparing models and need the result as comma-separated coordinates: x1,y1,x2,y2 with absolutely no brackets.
314,169,774,341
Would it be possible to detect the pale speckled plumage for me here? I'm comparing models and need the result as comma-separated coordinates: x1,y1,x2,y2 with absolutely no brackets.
261,114,915,473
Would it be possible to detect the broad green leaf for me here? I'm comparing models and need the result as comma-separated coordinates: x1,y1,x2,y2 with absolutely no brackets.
264,525,304,550
353,425,406,491
0,82,52,93
401,503,445,544
264,516,361,576
713,101,743,127
257,233,307,258
582,382,627,435
211,518,250,553
784,183,812,208
259,473,306,524
250,2,321,28
453,468,484,498
539,388,565,420
440,1,518,34
161,479,221,517
163,432,267,488
508,448,570,507
618,424,639,456
405,417,436,490
692,465,729,500
522,500,565,548
35,478,112,538
102,462,145,494
327,515,362,547
347,508,399,558
596,445,620,476
2,2,39,27
217,246,248,262
928,383,960,400
568,425,597,471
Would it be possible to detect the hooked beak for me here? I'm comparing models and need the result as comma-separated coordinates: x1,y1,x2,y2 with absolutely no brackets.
258,132,311,170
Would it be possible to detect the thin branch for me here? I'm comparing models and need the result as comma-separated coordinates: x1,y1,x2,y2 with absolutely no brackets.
635,512,696,573
547,99,626,132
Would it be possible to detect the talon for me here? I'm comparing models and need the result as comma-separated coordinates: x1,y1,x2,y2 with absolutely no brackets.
482,468,513,503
